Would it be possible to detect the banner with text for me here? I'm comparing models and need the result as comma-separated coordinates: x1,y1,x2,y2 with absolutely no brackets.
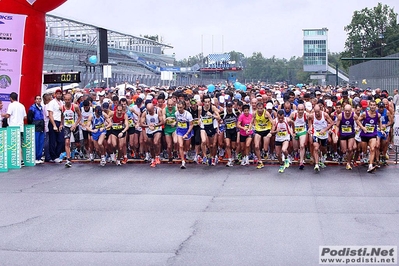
0,128,7,172
0,12,26,112
7,126,21,169
22,125,35,166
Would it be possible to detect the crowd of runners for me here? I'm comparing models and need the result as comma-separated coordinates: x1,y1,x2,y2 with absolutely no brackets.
11,83,399,173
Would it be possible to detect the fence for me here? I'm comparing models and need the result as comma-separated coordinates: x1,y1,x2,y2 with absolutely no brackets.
348,53,399,93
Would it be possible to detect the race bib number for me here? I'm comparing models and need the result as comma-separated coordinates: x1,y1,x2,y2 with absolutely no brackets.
128,119,135,128
365,124,374,133
166,118,176,125
295,126,305,133
277,131,287,137
341,125,353,133
178,121,188,128
258,124,267,131
65,119,74,125
226,122,236,130
202,117,213,125
193,119,199,126
315,130,326,137
112,123,123,130
95,123,104,129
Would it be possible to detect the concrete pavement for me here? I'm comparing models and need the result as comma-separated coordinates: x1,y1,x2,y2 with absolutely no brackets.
0,163,398,265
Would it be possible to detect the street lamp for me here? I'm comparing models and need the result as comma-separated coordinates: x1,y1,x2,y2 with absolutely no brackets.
378,33,386,57
70,39,76,71
360,29,367,58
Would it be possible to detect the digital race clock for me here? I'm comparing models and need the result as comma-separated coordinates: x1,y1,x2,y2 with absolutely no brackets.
43,72,81,84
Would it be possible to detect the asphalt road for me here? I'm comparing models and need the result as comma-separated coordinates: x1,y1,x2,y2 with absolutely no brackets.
0,162,398,266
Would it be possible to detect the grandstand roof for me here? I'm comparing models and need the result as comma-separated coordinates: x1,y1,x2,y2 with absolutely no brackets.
46,14,173,49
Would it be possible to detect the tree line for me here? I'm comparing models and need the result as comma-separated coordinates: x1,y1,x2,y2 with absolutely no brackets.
172,3,399,84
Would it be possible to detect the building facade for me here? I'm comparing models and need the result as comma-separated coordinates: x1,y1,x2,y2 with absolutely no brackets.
303,28,328,72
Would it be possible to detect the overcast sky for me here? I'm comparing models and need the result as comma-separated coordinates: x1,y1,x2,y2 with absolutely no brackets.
50,0,398,60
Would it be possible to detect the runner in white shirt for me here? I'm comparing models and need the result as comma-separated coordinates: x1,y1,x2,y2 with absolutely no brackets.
47,88,64,162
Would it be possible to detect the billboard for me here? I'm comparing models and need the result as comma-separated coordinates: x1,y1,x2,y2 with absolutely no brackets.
0,12,26,112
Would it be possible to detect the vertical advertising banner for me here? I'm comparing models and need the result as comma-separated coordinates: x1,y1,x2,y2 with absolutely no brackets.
0,12,26,112
7,126,21,169
0,128,7,172
22,125,35,166
394,114,399,147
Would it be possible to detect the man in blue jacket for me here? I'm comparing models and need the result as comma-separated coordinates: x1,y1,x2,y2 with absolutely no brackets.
28,95,45,164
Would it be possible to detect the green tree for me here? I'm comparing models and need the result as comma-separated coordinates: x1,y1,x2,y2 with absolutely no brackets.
228,50,245,66
244,52,267,80
342,3,399,66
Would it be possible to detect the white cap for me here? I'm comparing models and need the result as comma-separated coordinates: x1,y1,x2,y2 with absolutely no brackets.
244,96,250,102
266,102,273,109
305,101,313,111
74,93,83,101
326,100,333,107
139,93,145,99
98,90,105,96
194,95,201,102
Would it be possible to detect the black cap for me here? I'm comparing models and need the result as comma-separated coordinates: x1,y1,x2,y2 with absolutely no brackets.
102,102,109,109
226,101,233,107
94,106,102,113
378,102,385,108
83,100,90,107
135,97,143,104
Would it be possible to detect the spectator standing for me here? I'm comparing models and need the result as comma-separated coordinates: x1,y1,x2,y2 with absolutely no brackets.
0,100,3,128
47,88,64,162
43,93,52,162
393,89,399,110
27,95,45,164
2,92,27,166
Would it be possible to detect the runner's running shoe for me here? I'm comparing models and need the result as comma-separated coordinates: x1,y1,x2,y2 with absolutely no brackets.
278,165,285,173
180,161,186,169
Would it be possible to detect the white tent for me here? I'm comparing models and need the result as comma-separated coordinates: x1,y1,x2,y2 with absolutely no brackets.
62,83,80,91
44,86,61,95
115,83,135,90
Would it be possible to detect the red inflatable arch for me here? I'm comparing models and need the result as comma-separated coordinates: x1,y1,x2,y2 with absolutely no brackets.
0,0,67,109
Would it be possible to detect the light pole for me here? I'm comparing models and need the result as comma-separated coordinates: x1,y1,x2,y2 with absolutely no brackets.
70,39,76,71
360,29,367,59
378,33,385,57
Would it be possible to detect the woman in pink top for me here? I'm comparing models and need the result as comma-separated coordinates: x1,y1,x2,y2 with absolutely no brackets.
237,105,253,165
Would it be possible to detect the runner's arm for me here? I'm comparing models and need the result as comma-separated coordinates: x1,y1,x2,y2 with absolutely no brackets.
73,104,82,130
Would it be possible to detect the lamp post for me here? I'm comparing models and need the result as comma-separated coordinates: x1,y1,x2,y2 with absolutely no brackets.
70,39,76,71
378,33,385,57
360,29,367,59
